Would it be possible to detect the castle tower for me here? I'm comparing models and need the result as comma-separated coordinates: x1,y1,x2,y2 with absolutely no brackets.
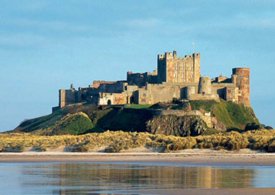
59,89,66,108
59,85,79,108
157,51,200,84
193,53,201,83
232,68,250,106
199,77,212,95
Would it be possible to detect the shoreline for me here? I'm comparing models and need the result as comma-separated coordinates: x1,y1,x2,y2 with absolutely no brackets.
138,189,275,195
1,150,275,165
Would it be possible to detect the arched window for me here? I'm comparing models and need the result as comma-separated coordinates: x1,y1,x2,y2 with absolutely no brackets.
107,100,112,105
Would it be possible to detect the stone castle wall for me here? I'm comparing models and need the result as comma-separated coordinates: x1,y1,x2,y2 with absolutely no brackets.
57,51,251,109
98,92,128,105
137,83,184,104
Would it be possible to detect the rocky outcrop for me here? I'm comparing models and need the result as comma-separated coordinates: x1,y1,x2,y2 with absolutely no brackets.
146,115,207,136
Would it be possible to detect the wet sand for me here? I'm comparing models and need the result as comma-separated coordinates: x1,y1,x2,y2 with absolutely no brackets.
1,149,275,165
139,188,275,195
1,150,275,195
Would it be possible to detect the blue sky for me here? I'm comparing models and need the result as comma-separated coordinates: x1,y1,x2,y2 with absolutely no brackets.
0,0,274,131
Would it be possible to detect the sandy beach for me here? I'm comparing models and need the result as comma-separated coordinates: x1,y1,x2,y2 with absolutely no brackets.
1,150,275,195
1,149,275,165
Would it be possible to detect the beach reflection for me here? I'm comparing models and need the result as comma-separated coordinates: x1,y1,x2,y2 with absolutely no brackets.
19,162,256,194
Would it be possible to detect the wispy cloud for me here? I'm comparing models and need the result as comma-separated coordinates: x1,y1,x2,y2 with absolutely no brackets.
1,18,94,34
0,33,49,50
120,18,161,29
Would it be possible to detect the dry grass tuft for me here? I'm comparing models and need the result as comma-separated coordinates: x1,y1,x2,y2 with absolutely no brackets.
0,130,275,153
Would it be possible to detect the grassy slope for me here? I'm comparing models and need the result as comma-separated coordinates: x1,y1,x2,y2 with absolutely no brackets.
50,113,94,135
15,110,64,132
14,100,260,135
94,108,154,131
15,112,94,135
190,100,259,130
14,106,154,134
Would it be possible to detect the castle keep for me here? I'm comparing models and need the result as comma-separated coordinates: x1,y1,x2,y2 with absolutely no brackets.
57,51,250,110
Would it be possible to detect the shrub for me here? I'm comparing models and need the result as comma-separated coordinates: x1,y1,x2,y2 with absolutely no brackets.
2,145,25,152
267,139,275,152
104,140,127,153
245,123,262,131
69,144,89,152
32,145,47,152
201,128,223,135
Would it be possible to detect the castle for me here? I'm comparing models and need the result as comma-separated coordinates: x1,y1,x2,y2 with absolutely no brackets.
56,51,250,110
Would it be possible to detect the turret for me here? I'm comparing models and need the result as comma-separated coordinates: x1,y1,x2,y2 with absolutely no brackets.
199,76,212,95
232,68,250,106
193,53,201,83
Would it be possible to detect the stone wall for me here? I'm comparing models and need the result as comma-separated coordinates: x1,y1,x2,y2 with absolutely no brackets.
188,94,220,101
127,70,158,87
98,92,128,105
212,83,235,100
98,81,126,93
225,86,238,103
91,80,116,88
127,72,148,87
137,83,183,104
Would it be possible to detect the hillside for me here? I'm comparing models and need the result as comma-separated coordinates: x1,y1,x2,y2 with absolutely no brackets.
12,100,261,136
189,100,259,130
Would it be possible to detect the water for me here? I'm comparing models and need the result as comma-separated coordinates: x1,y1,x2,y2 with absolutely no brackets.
0,161,275,194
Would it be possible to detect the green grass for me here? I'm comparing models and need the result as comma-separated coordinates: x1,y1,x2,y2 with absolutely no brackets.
16,110,64,132
214,101,259,130
15,112,94,135
190,100,259,130
96,108,153,131
51,112,94,135
190,100,217,112
124,104,152,109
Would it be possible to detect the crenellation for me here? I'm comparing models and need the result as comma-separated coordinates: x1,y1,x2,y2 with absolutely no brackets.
56,51,251,109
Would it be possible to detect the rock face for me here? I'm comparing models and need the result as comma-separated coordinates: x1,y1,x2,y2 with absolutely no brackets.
146,115,207,136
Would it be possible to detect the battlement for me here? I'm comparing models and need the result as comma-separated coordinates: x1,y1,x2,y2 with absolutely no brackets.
158,51,200,61
92,80,116,88
233,68,250,77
